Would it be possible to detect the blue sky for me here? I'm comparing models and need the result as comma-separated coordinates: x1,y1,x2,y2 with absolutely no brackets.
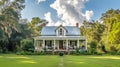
21,0,56,21
21,0,120,26
84,0,120,20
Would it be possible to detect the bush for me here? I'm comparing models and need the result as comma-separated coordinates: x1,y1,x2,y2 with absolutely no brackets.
34,51,45,55
96,53,102,55
16,51,34,55
110,51,117,55
16,51,25,55
59,52,64,56
90,40,97,49
90,40,97,54
116,50,120,55
90,48,96,54
75,48,80,53
20,39,34,52
74,48,80,55
79,50,92,55
0,47,2,53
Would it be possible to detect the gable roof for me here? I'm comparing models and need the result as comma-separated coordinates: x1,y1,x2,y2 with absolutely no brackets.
41,26,81,36
55,25,67,32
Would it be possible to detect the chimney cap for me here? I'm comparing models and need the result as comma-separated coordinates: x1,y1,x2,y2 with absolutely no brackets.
76,23,79,27
42,22,46,27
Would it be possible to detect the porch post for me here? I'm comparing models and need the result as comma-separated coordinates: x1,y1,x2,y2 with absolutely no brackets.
54,40,56,50
77,39,79,48
43,39,45,48
66,40,68,50
57,40,60,50
37,40,38,50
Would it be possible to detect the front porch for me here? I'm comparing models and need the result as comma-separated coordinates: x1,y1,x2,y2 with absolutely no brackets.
34,36,87,52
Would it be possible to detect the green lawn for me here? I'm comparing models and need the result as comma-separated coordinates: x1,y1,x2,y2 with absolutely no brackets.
0,54,120,67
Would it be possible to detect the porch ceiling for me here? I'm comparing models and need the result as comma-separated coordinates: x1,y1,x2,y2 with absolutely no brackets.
34,36,86,40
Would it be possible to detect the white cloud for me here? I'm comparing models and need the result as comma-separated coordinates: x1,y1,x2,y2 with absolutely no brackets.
44,12,52,23
44,12,55,26
44,12,65,26
44,0,94,26
36,0,46,3
10,0,15,2
85,10,94,21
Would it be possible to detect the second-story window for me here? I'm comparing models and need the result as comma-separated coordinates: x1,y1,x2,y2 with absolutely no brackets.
59,28,64,36
60,28,63,35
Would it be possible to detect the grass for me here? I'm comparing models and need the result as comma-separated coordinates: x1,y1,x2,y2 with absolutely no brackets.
0,54,120,67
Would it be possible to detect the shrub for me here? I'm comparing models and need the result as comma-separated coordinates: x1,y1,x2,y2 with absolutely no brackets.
34,51,47,55
16,51,25,55
110,51,117,55
90,40,97,49
0,47,2,53
74,48,80,55
96,53,102,55
74,52,79,55
116,49,120,55
20,39,34,52
16,51,34,55
25,51,33,55
59,52,64,56
90,48,96,54
75,48,80,53
79,50,92,55
90,40,97,54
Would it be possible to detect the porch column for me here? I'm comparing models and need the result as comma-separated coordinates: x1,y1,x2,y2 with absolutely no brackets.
37,40,38,49
42,39,45,48
57,40,59,50
54,40,56,50
66,40,68,50
36,40,39,51
77,39,80,48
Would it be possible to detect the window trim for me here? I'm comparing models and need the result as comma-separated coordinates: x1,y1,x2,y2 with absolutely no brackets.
58,27,65,36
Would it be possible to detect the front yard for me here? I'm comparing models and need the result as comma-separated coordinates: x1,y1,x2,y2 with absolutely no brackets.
0,54,120,67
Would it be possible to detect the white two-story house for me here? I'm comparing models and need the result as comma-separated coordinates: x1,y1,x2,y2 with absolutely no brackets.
34,24,87,52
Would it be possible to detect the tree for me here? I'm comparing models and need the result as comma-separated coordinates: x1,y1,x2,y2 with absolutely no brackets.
0,0,25,52
80,21,105,53
80,21,105,43
30,17,47,36
101,9,120,52
0,0,25,39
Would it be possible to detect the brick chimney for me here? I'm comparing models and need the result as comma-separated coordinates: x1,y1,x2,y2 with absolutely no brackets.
42,22,46,27
76,23,79,27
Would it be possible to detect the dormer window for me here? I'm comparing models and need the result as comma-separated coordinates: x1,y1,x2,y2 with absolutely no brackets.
56,25,67,36
59,28,64,36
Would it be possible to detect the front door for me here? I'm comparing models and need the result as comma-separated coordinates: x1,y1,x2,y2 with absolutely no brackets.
59,40,63,49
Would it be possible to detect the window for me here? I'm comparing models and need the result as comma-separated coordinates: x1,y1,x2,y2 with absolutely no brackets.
56,26,66,36
58,28,64,36
69,41,77,49
60,28,63,35
45,40,52,49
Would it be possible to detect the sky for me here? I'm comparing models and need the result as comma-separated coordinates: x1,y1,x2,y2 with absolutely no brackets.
21,0,120,26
